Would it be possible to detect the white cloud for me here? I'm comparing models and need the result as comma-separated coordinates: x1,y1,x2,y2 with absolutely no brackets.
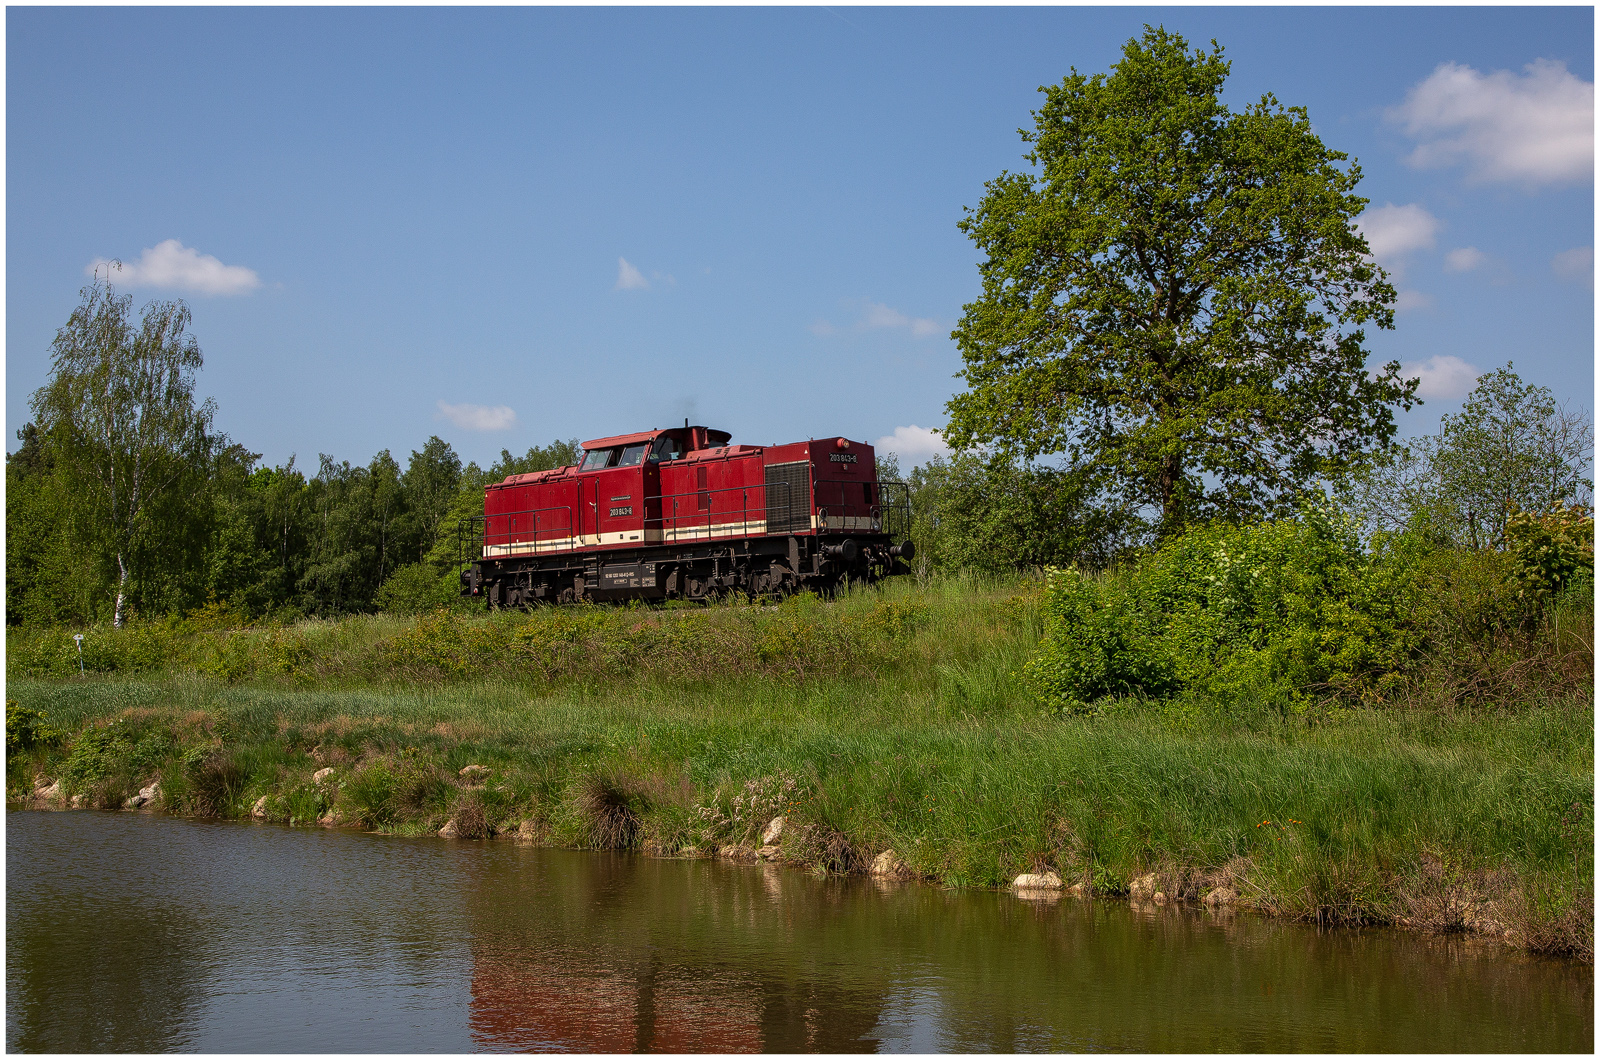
1443,246,1488,273
1398,355,1481,401
873,425,949,467
1388,59,1594,186
1551,246,1594,288
88,239,260,296
861,302,940,337
1394,289,1434,313
615,257,649,291
1357,204,1439,310
815,301,941,339
437,401,517,431
1357,203,1440,266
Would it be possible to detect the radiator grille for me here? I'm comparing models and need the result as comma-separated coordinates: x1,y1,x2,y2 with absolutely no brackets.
764,461,811,534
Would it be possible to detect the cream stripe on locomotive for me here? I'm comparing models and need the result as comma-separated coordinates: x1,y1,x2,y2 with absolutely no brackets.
812,515,880,532
482,519,776,558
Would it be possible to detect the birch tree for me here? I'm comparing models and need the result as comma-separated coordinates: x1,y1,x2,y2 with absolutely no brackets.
30,276,216,626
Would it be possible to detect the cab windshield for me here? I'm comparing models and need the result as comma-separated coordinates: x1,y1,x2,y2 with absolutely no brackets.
580,448,619,471
617,443,648,468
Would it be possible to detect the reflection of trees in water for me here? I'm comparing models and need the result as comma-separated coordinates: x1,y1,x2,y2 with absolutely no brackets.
8,890,204,1051
890,893,1594,1054
463,847,1593,1054
466,850,887,1051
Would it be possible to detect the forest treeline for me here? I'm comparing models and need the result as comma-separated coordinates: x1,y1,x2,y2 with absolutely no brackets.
7,420,581,626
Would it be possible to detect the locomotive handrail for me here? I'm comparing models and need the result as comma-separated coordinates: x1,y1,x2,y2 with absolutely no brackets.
476,503,576,557
456,515,485,575
811,477,911,539
650,480,795,542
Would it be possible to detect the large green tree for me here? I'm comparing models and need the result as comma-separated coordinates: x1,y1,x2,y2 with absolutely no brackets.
945,28,1417,533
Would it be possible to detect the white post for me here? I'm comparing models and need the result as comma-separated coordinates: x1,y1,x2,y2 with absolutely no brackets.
73,634,85,676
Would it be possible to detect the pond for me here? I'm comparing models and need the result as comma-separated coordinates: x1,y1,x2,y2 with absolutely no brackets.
6,810,1592,1052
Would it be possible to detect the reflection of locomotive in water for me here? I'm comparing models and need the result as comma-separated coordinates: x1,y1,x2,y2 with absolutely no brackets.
466,851,891,1052
460,425,913,607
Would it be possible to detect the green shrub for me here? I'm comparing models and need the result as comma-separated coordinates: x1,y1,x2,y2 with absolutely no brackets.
1027,500,1437,713
6,699,64,755
1507,504,1594,611
375,563,461,615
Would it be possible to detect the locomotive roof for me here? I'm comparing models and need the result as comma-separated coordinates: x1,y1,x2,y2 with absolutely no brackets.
581,426,731,450
580,429,660,450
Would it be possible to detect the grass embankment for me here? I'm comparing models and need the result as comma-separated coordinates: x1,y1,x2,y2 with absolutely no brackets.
7,574,1593,959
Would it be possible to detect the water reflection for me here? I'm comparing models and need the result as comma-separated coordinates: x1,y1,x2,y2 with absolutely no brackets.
467,856,886,1051
7,811,1593,1053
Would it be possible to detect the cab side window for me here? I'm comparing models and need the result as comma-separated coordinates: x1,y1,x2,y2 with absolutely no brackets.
649,435,684,463
617,444,648,468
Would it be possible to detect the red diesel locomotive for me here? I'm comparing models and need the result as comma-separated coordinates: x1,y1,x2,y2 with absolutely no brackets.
459,424,913,606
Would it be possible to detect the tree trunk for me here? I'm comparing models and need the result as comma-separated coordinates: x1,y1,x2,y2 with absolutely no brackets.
1158,453,1183,534
114,552,129,628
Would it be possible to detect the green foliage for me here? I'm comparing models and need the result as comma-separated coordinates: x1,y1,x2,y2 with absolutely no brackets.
342,755,450,827
485,438,582,481
59,718,173,791
374,563,460,615
1507,505,1595,609
945,27,1411,532
6,699,64,755
906,452,1141,575
1027,501,1435,713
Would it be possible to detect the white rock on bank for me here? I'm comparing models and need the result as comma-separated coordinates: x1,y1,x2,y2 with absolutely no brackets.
34,780,61,802
757,844,781,861
761,816,785,845
124,783,160,810
1129,872,1159,900
1202,886,1238,907
439,819,460,838
1013,871,1064,891
312,767,336,785
871,850,907,878
458,764,490,783
252,794,271,819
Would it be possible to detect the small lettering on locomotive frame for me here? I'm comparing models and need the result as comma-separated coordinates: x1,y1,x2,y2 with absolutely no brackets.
609,505,634,517
830,452,858,464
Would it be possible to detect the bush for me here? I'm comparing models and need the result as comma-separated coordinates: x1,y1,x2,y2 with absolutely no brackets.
375,563,461,615
6,699,64,755
1506,504,1594,612
1026,499,1484,713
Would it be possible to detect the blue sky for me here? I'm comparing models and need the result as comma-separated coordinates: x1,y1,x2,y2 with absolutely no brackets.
7,6,1593,472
